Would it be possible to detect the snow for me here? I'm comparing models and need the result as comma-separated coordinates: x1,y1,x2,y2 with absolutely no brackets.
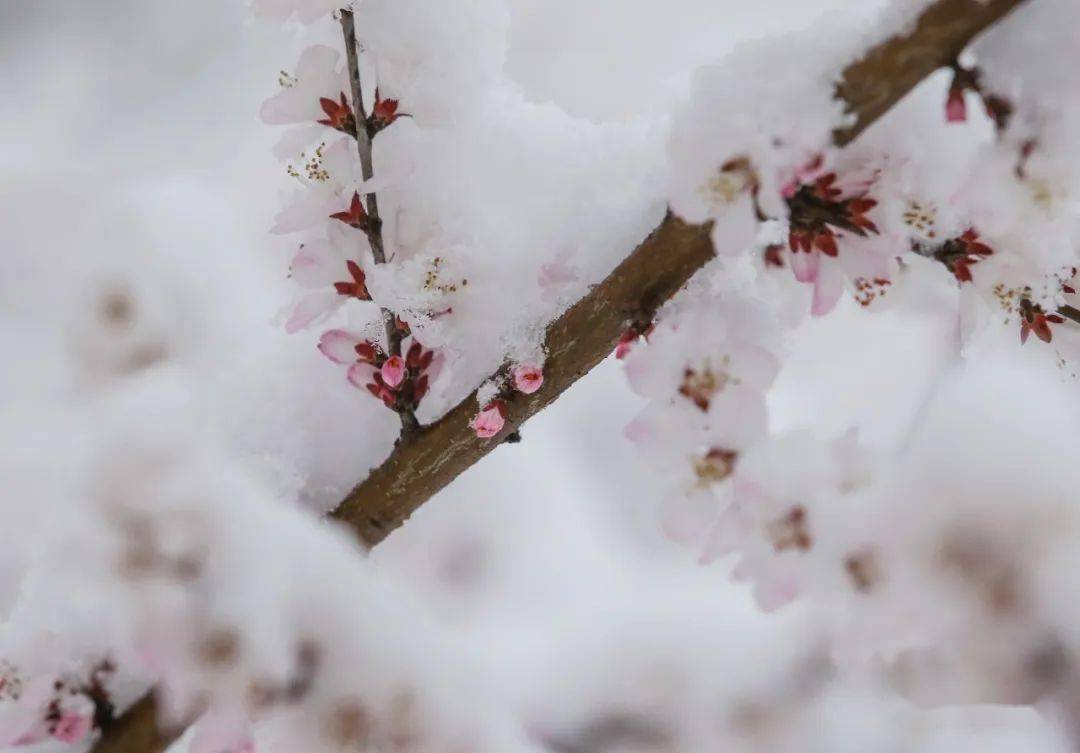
5,0,1080,752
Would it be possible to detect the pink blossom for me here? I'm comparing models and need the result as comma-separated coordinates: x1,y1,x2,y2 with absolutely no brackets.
470,401,506,439
381,356,406,388
285,224,372,333
512,364,543,394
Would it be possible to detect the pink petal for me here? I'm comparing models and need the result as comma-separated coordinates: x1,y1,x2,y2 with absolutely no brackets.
512,364,544,395
810,262,845,316
51,712,92,744
285,292,342,334
191,712,254,753
755,576,803,612
470,403,506,439
318,330,360,364
288,238,344,287
11,723,49,747
346,362,377,389
380,356,406,388
273,191,340,236
789,248,819,284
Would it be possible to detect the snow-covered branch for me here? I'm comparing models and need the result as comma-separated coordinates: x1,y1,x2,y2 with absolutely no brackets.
333,0,1031,546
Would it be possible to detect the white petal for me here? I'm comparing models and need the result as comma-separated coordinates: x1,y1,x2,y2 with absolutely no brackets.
260,46,346,125
811,260,845,316
289,238,345,288
285,291,341,333
318,329,360,364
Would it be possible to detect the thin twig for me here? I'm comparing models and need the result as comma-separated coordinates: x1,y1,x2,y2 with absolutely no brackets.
340,8,419,438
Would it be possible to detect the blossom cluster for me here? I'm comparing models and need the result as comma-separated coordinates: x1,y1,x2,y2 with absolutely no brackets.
620,0,1080,745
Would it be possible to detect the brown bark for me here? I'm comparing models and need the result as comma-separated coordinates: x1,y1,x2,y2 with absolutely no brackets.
91,696,171,753
832,0,1028,146
86,1,1030,752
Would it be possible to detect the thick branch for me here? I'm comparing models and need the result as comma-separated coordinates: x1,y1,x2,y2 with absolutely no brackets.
85,1,1030,751
833,0,1028,146
333,0,1030,546
334,213,714,543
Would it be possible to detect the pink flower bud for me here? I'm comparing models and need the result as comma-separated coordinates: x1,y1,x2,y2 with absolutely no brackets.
470,401,506,439
380,356,406,389
945,88,967,123
512,364,544,394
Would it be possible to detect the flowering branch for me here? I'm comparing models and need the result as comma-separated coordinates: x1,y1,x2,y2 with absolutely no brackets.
333,0,1031,546
832,0,1028,146
82,1,1031,751
338,8,419,438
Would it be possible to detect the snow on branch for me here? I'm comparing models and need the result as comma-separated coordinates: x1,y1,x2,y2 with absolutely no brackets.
332,0,1031,547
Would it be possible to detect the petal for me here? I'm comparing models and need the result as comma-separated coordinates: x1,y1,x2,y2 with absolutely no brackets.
289,238,346,288
789,249,820,284
317,330,361,364
272,188,339,236
260,46,345,125
728,344,780,392
190,712,253,753
285,291,342,333
272,125,325,163
380,356,406,388
347,362,377,389
810,262,845,316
